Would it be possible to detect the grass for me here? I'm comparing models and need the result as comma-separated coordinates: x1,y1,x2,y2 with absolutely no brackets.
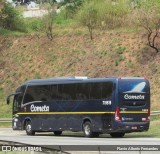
0,122,11,128
0,100,12,118
127,120,160,138
0,28,27,36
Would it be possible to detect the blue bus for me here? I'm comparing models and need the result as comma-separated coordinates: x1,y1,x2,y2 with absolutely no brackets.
7,76,150,137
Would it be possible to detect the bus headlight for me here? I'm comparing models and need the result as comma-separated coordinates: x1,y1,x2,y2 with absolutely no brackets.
14,118,18,122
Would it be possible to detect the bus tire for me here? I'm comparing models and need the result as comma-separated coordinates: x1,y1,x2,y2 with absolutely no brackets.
110,132,125,138
25,121,35,136
83,121,97,138
54,131,62,136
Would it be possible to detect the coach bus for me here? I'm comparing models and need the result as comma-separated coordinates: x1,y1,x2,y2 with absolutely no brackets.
7,76,150,138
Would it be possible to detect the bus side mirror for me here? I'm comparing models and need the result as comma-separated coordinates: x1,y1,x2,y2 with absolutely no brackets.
6,92,22,105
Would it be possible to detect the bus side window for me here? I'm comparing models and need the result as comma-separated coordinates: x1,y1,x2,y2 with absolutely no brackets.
23,94,34,104
75,83,90,100
101,82,113,99
13,94,23,112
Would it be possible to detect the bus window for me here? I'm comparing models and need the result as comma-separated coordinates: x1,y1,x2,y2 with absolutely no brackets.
76,83,90,100
118,80,149,93
23,85,51,103
89,83,102,99
89,82,114,100
49,85,58,100
62,84,76,100
101,82,114,99
13,94,23,113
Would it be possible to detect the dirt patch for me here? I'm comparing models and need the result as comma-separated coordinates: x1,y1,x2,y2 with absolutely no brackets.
1,32,160,109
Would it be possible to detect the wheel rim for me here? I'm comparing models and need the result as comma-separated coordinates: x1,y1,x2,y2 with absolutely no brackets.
26,124,31,133
84,124,91,136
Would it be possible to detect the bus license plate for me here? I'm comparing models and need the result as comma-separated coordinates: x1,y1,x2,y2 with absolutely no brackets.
131,126,137,130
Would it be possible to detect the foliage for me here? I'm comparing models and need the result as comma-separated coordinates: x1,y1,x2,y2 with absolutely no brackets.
42,1,56,40
134,1,160,53
0,3,26,32
58,0,85,19
0,0,5,9
96,0,129,29
76,0,98,40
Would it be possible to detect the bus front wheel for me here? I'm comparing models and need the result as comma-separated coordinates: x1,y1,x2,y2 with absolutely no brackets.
25,121,35,136
54,131,62,136
110,132,125,138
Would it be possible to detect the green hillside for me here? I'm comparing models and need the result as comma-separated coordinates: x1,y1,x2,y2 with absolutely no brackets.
1,31,160,117
1,0,160,118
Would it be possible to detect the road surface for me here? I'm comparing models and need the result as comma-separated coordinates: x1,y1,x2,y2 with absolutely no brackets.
0,128,160,153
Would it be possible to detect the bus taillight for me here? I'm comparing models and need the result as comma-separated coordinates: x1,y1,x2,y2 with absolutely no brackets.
142,108,150,122
115,107,122,122
147,107,150,121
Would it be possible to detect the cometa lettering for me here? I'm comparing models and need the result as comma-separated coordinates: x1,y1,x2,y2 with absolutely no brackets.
30,104,49,112
124,94,145,100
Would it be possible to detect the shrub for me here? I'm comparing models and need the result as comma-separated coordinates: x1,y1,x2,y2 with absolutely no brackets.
76,0,98,40
26,18,44,31
0,3,27,32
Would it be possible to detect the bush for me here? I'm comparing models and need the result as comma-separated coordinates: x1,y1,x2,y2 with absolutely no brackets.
96,0,129,29
26,18,44,31
0,3,27,32
76,0,98,40
58,0,85,19
76,0,129,30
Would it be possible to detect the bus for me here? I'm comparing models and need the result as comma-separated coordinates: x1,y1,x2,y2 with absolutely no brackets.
7,76,150,138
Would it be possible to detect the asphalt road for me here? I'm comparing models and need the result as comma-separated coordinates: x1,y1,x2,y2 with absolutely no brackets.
0,128,160,153
0,128,160,145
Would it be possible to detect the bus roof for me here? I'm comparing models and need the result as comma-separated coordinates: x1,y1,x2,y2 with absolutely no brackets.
19,76,147,87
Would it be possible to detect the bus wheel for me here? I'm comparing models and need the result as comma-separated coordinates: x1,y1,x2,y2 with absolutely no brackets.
110,132,125,138
54,131,62,136
25,121,35,136
83,121,95,138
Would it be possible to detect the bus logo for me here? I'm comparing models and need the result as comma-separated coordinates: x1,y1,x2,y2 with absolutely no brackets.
124,94,145,100
30,104,49,112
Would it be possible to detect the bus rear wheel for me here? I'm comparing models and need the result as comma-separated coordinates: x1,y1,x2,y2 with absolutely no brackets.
110,132,125,138
25,121,35,136
54,131,62,136
83,122,99,138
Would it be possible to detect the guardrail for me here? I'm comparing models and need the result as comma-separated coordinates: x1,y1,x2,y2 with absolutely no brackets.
0,118,11,123
0,111,159,123
150,111,160,116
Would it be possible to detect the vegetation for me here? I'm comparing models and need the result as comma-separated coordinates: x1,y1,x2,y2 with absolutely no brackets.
0,3,26,32
77,1,98,40
1,0,160,119
42,1,56,40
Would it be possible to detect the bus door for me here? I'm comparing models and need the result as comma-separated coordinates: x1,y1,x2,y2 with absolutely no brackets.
116,78,150,130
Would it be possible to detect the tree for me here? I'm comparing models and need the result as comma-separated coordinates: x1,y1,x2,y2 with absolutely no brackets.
42,0,56,40
77,1,98,40
59,0,84,18
0,2,26,32
137,7,160,53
